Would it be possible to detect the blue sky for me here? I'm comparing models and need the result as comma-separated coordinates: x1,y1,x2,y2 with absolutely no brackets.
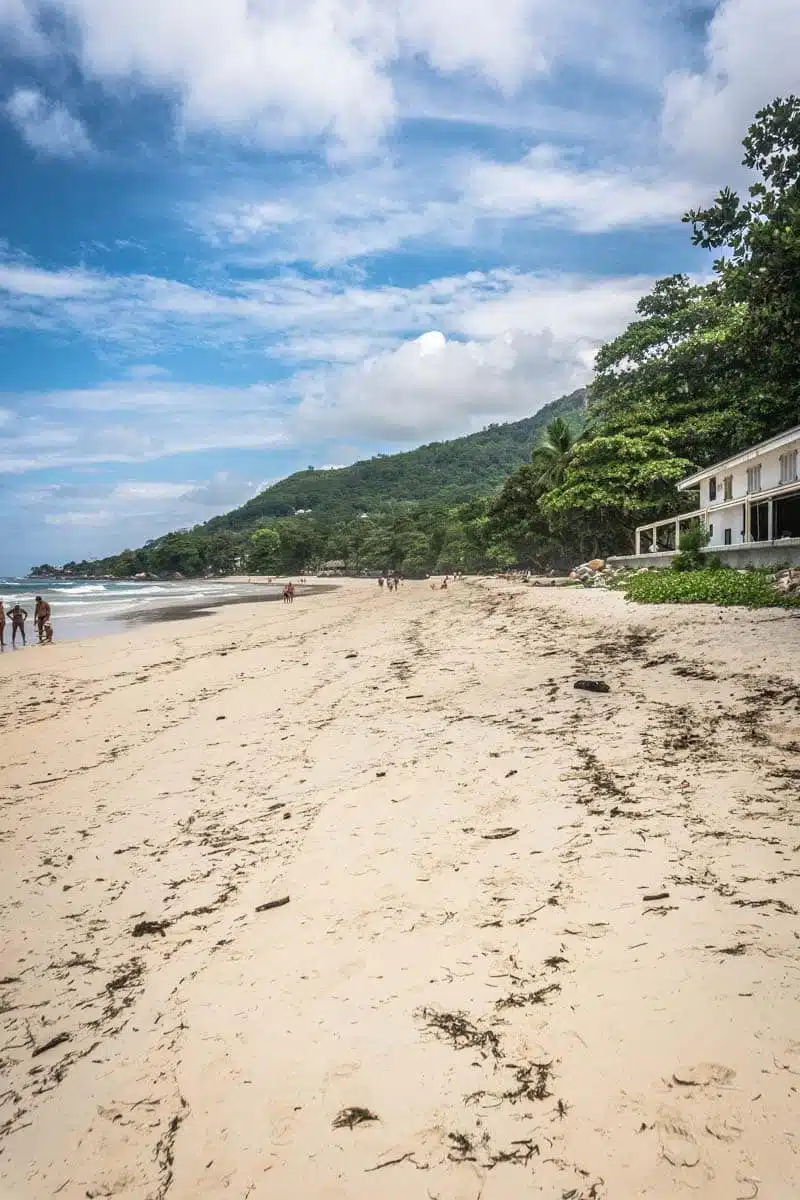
0,0,796,573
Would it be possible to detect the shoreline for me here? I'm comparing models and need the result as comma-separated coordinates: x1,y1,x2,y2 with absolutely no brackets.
1,578,798,1198
111,582,338,626
0,578,341,647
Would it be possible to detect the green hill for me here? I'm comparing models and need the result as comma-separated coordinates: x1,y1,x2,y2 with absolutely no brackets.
207,389,586,532
34,388,586,578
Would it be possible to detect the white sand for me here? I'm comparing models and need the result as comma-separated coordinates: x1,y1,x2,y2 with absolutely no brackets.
1,578,799,1199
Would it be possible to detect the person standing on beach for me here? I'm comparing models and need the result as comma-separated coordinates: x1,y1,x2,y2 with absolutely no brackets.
0,600,5,650
9,603,27,647
378,576,385,590
33,596,51,643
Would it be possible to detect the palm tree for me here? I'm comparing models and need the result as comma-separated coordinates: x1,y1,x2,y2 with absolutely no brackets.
530,417,575,491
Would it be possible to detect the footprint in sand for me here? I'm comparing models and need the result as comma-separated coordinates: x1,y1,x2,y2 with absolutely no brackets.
654,1111,700,1168
775,1040,800,1075
705,1116,744,1143
672,1062,736,1088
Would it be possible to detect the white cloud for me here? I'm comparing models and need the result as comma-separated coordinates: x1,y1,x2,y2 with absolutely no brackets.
0,265,655,471
0,381,289,473
45,508,113,527
126,364,171,380
0,260,101,299
662,0,800,177
0,0,46,52
0,0,684,155
294,325,590,443
287,271,654,441
463,146,696,232
4,87,93,157
196,144,692,271
4,252,647,364
110,481,194,501
18,471,260,568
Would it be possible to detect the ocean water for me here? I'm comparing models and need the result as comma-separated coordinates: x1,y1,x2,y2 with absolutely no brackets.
0,577,283,642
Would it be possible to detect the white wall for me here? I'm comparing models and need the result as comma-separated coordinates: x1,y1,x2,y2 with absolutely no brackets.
698,436,800,547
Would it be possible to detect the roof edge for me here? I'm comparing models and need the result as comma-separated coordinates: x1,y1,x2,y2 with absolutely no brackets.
677,423,800,490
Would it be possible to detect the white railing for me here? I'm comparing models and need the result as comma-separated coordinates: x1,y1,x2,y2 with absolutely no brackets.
634,508,704,555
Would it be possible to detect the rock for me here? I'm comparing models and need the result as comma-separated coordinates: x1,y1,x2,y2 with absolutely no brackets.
574,680,610,693
775,567,800,595
587,558,605,571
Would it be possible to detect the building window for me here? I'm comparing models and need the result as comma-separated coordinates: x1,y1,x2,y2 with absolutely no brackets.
751,501,769,542
746,464,762,494
709,476,717,502
723,475,733,501
779,449,798,485
708,524,713,538
724,528,732,545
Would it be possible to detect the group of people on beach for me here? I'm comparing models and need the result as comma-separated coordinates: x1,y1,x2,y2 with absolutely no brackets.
430,573,464,589
0,596,53,650
377,573,402,592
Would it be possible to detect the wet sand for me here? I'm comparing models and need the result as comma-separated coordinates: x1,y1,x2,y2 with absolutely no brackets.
1,578,799,1199
115,583,337,626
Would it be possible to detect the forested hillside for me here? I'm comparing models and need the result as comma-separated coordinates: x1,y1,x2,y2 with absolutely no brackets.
205,390,585,531
34,390,585,578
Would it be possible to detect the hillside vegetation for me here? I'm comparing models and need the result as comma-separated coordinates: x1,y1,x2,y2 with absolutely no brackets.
35,391,585,578
206,390,585,531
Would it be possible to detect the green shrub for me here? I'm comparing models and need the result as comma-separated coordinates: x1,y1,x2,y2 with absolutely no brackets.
671,523,710,572
623,568,800,608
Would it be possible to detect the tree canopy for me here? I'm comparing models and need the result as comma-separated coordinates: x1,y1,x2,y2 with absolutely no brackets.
491,96,800,559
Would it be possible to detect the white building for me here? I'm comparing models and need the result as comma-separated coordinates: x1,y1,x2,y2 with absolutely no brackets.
616,424,800,567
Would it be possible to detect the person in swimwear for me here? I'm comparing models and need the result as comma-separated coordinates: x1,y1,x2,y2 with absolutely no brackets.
0,600,5,650
9,603,27,647
34,596,51,643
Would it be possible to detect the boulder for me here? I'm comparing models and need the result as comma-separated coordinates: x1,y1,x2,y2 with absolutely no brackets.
587,558,606,571
775,567,800,595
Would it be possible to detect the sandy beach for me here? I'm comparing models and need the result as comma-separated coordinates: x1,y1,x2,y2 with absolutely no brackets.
1,577,799,1199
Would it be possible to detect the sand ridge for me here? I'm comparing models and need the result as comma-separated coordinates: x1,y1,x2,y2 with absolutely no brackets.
1,578,799,1198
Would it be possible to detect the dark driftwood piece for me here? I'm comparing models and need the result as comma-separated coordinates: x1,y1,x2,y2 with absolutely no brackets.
255,895,290,913
32,1031,71,1057
332,1106,378,1129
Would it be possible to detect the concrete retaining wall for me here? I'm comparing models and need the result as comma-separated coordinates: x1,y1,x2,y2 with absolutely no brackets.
608,538,800,571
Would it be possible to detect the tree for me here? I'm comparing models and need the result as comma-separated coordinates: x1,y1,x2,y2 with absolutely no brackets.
149,532,204,576
205,532,245,575
486,464,585,569
587,275,754,464
531,417,576,491
248,527,281,572
684,94,800,431
274,518,320,572
541,432,693,553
